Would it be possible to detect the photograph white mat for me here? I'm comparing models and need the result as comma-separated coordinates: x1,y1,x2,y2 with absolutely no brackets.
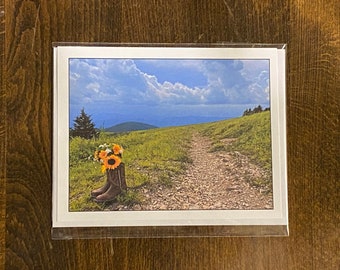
52,45,288,235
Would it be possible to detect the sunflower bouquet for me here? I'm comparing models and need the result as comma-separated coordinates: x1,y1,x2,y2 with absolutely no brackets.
91,143,127,202
93,143,124,173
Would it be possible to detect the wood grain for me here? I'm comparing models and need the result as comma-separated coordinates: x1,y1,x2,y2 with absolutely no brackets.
3,0,339,269
0,0,5,268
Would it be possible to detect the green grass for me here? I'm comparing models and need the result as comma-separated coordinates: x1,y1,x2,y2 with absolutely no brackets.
69,125,193,211
69,111,272,211
197,111,272,171
196,111,272,191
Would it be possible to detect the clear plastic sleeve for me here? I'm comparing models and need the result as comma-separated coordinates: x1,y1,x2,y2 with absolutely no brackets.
52,43,288,239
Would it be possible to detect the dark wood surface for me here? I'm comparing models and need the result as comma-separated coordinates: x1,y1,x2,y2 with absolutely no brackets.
0,0,4,267
2,0,339,269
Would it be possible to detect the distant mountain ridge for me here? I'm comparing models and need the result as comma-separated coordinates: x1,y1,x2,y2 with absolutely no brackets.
105,121,158,133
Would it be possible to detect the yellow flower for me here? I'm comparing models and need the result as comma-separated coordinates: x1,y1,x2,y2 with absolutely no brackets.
101,165,106,173
94,150,101,160
112,144,123,155
103,154,121,170
98,150,108,160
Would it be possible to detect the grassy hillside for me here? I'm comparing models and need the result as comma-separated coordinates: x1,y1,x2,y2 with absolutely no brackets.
69,111,271,211
197,111,272,171
69,126,194,211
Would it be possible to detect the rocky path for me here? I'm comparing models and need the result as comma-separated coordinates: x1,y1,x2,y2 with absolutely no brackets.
122,132,273,211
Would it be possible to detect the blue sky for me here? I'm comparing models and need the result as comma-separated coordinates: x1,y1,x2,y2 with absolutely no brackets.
69,58,270,128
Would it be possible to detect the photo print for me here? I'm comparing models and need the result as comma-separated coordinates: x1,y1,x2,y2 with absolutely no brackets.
53,45,288,231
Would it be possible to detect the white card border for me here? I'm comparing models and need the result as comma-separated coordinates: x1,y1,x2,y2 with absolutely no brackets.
52,45,288,229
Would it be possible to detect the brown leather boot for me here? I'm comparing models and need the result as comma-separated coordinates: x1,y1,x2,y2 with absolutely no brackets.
94,163,127,203
90,179,110,198
117,163,127,191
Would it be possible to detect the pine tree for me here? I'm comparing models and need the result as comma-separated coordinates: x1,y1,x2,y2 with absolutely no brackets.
254,105,263,113
243,108,251,116
70,108,97,139
242,105,266,116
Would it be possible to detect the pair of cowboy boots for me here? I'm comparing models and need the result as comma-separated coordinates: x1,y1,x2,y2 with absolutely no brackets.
91,163,127,202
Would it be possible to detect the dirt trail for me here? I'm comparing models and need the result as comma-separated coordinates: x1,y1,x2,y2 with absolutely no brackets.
124,132,273,211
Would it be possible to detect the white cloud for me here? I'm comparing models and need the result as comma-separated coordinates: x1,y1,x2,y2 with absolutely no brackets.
70,58,270,109
238,60,270,104
86,82,100,93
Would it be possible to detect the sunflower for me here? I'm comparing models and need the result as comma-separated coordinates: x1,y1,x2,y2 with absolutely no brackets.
94,150,101,161
98,150,108,160
103,154,121,170
112,144,123,155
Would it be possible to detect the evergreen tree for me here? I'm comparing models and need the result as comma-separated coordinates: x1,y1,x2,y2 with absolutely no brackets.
253,105,263,113
242,105,267,116
242,108,251,116
70,108,97,139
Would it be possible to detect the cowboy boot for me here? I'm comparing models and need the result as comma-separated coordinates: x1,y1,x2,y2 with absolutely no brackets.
117,163,127,191
94,163,126,202
90,177,111,198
